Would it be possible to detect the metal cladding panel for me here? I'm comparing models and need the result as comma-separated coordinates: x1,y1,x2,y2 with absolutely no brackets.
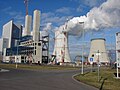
2,20,13,48
0,39,3,52
33,10,40,41
53,30,71,63
25,15,32,35
88,38,109,63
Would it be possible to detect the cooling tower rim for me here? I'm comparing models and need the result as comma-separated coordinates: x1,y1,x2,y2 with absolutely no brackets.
91,38,106,41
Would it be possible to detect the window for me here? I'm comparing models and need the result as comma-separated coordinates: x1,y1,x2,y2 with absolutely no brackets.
35,50,36,55
38,43,41,46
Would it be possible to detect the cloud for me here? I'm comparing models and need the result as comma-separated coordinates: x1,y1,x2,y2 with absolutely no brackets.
76,6,83,12
41,12,73,29
70,0,106,7
56,7,73,14
57,0,120,36
43,23,52,31
41,12,54,19
83,0,99,7
1,7,24,25
14,12,24,20
2,6,12,12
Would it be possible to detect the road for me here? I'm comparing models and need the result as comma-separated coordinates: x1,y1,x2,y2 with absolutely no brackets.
0,68,98,90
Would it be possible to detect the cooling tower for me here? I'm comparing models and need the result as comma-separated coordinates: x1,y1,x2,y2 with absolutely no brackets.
53,30,71,63
24,15,32,36
33,10,40,41
88,38,109,64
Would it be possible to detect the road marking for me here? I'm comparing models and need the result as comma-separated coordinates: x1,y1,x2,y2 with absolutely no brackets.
0,69,10,72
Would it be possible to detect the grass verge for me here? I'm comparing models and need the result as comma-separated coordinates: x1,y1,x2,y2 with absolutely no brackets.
0,63,79,70
74,67,120,90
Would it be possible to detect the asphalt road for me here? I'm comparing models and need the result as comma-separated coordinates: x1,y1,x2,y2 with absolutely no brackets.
0,68,98,90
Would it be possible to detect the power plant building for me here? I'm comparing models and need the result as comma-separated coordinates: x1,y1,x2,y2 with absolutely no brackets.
1,10,49,64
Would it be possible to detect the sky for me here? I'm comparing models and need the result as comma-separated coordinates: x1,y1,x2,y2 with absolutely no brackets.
0,0,120,60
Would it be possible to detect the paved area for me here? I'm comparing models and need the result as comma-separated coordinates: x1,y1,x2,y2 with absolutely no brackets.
0,68,98,90
0,69,9,72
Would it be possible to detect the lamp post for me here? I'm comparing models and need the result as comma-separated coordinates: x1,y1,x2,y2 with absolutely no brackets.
96,50,101,82
79,22,84,74
16,40,19,69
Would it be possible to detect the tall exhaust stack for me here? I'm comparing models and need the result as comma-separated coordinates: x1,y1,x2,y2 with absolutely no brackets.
24,15,32,36
33,10,40,41
53,30,71,63
88,38,109,64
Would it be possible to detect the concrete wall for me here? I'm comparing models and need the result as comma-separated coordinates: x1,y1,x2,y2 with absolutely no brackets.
88,38,109,63
53,30,71,63
25,15,32,36
33,10,40,41
33,41,42,63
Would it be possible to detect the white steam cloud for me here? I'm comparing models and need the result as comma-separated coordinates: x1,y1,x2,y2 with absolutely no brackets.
58,0,120,35
43,23,52,31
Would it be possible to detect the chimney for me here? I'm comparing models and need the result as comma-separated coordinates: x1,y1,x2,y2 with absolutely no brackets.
33,10,40,41
24,15,32,36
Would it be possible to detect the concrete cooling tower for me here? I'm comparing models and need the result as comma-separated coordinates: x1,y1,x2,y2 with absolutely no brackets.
88,38,109,64
53,30,71,63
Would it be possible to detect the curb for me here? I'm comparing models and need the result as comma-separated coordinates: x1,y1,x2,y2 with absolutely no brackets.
72,73,98,90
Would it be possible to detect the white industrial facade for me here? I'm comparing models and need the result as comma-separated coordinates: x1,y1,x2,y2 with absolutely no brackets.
2,20,13,48
0,38,8,55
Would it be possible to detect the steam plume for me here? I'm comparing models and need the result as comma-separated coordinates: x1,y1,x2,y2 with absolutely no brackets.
58,0,120,35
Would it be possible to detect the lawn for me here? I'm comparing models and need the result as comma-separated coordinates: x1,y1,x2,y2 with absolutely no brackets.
74,67,120,90
0,63,79,70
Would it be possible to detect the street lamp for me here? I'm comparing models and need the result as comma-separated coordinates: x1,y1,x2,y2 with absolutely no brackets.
79,22,84,74
16,40,19,69
96,50,101,82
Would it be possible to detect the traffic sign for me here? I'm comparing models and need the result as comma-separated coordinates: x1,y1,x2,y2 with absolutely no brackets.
90,58,93,62
90,58,93,64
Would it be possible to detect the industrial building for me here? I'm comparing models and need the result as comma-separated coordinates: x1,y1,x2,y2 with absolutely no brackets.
0,10,49,64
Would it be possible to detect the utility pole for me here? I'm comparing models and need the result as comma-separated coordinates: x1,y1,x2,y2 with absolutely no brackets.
96,50,101,82
79,22,84,74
